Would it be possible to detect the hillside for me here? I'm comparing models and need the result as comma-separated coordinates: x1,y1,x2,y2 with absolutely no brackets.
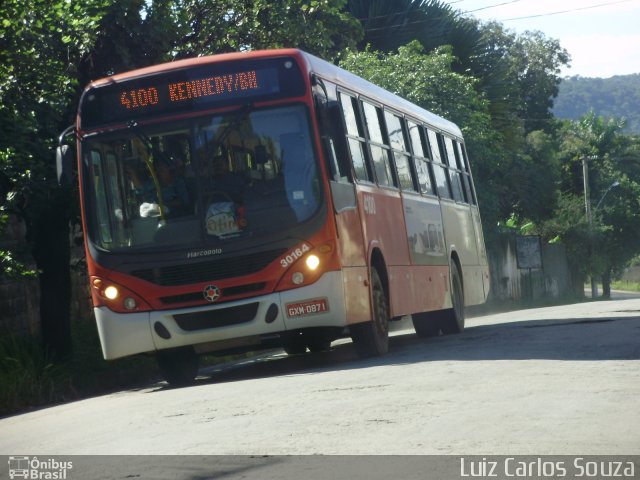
553,73,640,134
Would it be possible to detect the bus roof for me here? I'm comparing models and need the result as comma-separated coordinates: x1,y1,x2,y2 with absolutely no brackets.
86,48,462,138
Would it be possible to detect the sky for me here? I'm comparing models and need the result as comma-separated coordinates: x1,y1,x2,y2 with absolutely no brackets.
444,0,640,78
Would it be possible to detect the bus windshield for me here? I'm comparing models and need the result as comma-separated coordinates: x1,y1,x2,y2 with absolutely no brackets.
83,104,321,252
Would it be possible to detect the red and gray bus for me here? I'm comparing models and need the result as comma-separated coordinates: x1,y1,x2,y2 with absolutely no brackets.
58,49,489,385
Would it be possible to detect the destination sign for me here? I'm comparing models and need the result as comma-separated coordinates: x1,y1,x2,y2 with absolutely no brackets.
80,57,305,129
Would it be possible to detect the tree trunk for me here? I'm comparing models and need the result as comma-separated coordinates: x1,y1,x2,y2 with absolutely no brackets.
602,268,612,299
31,191,72,359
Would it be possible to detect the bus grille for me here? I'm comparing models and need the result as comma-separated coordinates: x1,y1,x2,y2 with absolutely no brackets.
130,249,286,286
173,303,259,331
159,282,267,305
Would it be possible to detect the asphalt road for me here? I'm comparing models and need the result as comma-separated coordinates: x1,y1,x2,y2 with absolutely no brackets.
1,296,639,461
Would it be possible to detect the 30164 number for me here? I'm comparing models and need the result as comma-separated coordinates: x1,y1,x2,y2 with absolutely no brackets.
280,243,311,268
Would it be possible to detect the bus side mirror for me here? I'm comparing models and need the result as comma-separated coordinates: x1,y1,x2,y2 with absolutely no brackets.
56,125,75,186
56,144,73,186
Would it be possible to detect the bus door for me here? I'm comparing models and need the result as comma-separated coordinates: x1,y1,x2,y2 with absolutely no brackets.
319,91,370,324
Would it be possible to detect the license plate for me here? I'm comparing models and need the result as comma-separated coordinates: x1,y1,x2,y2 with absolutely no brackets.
286,298,329,318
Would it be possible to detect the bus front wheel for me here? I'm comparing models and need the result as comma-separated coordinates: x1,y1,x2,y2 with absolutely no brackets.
351,268,389,358
156,347,199,386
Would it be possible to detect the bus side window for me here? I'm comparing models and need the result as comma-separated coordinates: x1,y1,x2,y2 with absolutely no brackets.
385,112,416,192
339,92,372,183
443,136,465,203
407,120,435,195
456,141,477,205
426,129,452,200
361,100,394,187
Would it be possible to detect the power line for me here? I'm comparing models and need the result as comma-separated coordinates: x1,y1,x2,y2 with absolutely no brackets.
355,0,638,38
465,0,526,14
499,0,637,21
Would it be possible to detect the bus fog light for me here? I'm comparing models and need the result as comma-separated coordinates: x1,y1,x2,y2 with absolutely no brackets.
104,286,119,300
305,254,320,271
124,297,137,310
292,272,304,285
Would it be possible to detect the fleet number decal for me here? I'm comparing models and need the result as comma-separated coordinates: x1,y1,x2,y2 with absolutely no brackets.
286,298,329,317
363,194,376,214
280,243,311,268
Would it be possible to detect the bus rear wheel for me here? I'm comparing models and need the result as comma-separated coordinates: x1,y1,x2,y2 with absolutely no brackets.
351,268,389,358
156,347,199,386
440,264,465,334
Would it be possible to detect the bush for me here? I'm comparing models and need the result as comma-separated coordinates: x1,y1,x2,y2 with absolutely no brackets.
0,334,69,415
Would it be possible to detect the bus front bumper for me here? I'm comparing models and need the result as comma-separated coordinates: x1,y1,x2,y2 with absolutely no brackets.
94,271,347,360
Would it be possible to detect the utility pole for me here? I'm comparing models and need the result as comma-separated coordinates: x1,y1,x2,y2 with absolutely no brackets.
582,156,597,298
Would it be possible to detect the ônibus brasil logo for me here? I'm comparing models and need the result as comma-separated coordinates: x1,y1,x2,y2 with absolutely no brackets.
203,285,221,302
8,456,73,479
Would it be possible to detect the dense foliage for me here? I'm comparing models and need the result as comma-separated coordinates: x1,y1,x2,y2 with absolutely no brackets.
554,74,640,135
1,0,640,356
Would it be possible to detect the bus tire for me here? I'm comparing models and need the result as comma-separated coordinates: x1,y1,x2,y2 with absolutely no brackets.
284,332,307,355
412,311,441,337
351,268,389,358
156,347,199,386
440,264,465,334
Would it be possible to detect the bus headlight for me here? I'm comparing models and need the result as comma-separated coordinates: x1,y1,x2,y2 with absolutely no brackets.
305,254,320,271
104,285,119,300
90,276,151,313
292,272,305,285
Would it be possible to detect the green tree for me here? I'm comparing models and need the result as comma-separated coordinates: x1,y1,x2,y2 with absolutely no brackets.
347,0,481,62
510,130,561,222
1,0,109,356
78,0,362,87
507,30,570,133
171,0,361,61
549,112,640,297
475,23,570,137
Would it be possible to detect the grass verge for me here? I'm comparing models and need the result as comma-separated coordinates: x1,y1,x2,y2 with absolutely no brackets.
611,280,640,292
0,320,158,417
